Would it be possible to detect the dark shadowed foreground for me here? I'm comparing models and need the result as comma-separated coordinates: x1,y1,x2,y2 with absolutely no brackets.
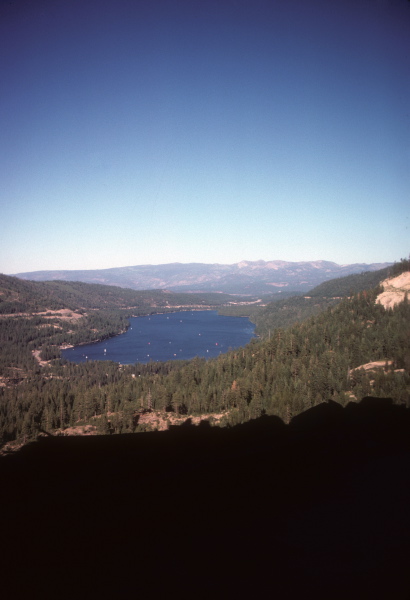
1,398,409,599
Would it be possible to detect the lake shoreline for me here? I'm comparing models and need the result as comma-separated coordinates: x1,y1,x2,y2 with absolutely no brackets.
62,311,256,365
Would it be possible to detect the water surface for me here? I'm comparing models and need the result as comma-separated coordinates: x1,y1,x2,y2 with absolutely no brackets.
62,310,256,364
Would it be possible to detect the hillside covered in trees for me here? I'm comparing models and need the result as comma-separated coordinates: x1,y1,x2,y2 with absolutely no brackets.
1,260,410,600
0,273,240,314
0,259,408,448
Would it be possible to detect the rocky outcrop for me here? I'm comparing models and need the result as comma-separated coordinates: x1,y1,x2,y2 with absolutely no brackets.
376,271,410,309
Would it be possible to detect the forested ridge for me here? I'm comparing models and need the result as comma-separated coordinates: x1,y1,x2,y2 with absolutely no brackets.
0,273,239,313
0,260,409,448
251,259,410,337
307,262,401,298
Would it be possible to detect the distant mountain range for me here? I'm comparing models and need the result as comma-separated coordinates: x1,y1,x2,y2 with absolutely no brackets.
13,260,392,295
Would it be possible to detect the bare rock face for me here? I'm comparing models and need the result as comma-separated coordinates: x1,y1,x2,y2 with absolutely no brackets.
376,272,410,308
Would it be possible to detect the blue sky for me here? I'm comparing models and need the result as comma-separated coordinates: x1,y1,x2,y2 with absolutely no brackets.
1,0,409,273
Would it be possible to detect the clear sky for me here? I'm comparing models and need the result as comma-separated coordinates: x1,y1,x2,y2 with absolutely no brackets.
1,0,409,274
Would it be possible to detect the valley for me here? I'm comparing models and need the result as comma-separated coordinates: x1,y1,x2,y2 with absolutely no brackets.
0,258,408,448
1,258,409,600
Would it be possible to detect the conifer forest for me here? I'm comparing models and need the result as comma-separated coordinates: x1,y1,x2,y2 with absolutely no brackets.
0,259,409,448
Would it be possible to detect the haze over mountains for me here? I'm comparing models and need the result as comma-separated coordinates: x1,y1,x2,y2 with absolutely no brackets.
14,260,391,295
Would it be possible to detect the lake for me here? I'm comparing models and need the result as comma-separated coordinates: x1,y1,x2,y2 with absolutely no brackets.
61,310,256,364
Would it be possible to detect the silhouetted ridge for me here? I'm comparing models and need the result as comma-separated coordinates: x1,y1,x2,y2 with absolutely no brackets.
290,397,344,430
1,398,409,599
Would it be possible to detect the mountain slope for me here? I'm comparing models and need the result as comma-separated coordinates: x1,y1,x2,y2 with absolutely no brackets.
0,273,239,314
13,259,392,294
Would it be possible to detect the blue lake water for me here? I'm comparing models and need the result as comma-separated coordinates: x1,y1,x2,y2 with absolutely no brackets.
62,310,256,365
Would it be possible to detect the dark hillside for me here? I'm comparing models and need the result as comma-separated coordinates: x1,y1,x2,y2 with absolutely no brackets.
1,399,409,599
